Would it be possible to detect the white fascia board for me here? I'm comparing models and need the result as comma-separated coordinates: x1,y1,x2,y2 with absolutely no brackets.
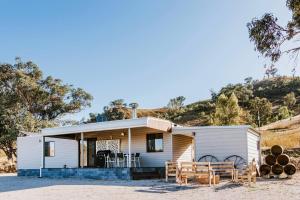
172,125,252,134
41,117,149,136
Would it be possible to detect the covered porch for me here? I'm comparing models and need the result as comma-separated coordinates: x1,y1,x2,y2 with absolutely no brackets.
38,117,174,179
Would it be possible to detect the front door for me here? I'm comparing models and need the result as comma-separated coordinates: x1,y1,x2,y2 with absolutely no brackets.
87,138,96,167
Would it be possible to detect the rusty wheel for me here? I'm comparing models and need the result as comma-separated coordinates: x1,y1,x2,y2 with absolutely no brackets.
198,155,219,162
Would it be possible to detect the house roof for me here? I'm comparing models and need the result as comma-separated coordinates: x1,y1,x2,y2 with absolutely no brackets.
41,117,173,136
172,125,260,136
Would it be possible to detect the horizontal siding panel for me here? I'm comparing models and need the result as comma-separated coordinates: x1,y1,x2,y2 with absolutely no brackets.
172,135,193,162
247,132,260,164
195,128,248,162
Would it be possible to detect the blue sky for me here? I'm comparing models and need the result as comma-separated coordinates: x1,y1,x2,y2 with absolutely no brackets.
0,1,293,120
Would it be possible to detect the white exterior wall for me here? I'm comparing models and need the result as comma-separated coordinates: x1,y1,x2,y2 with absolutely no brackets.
95,131,172,167
130,131,172,167
45,137,78,168
17,136,78,169
247,130,260,165
17,136,42,170
195,128,249,162
172,135,193,162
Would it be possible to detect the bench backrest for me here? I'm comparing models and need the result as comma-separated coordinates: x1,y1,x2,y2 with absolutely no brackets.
193,162,211,173
210,161,234,171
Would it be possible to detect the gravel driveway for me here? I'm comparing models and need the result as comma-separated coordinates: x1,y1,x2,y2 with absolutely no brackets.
0,173,299,200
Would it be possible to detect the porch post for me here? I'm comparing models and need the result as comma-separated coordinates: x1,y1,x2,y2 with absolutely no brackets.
128,128,131,168
80,132,84,168
40,136,45,178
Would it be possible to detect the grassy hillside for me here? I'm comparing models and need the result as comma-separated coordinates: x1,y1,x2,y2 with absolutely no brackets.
136,77,300,126
259,115,300,148
133,76,300,148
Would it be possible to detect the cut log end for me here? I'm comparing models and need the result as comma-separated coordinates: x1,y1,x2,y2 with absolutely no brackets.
271,145,283,156
277,154,290,166
272,164,284,175
284,164,297,176
260,164,271,176
265,155,276,166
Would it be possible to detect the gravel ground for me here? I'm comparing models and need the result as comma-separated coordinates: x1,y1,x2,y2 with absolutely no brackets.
0,173,299,200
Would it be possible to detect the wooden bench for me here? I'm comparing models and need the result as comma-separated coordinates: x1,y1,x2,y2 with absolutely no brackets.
210,162,235,180
165,161,178,182
177,162,216,186
178,162,195,185
194,162,216,186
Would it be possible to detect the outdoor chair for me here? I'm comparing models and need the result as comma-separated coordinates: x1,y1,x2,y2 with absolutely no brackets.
117,153,126,167
165,161,178,182
234,159,257,186
131,153,141,167
106,153,117,168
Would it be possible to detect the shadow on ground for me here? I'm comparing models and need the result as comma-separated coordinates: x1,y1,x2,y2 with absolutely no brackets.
0,174,198,193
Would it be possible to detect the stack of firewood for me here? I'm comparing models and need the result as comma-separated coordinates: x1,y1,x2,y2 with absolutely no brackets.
260,145,297,178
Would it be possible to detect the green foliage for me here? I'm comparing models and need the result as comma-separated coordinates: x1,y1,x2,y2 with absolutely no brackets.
253,76,300,100
249,97,273,127
167,96,186,110
248,0,300,63
0,58,93,161
214,83,253,106
284,92,297,109
277,106,291,120
214,93,241,125
103,99,128,121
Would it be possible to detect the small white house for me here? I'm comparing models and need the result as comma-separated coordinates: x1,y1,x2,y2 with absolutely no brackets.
17,117,261,179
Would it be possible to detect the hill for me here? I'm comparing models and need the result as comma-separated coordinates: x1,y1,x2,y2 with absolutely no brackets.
259,115,300,148
134,76,300,126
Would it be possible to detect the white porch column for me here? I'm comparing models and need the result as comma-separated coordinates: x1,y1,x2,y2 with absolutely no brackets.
40,136,45,178
80,132,84,168
128,128,131,168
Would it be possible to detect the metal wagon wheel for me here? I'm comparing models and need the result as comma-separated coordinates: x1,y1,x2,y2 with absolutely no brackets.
198,155,219,162
224,155,247,170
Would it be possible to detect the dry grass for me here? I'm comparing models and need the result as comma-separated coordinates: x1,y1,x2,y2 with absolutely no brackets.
261,130,300,148
260,115,300,148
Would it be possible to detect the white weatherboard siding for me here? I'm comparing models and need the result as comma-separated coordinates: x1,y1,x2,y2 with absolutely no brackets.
17,136,78,169
45,138,78,168
247,130,260,164
17,136,42,169
195,128,248,162
130,132,172,167
172,135,193,162
95,131,172,167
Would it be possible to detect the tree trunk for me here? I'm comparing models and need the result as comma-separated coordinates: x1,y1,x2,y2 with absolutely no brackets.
1,144,16,166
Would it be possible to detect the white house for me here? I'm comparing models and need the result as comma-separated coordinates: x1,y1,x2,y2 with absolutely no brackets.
17,117,261,180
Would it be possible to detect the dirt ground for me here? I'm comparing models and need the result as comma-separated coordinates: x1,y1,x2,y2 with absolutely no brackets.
0,173,299,200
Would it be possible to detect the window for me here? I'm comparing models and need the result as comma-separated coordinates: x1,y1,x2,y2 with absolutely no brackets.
45,141,55,157
146,133,163,152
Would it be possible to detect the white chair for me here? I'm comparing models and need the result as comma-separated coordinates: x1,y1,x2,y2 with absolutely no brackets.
116,153,126,167
131,153,141,168
106,153,117,168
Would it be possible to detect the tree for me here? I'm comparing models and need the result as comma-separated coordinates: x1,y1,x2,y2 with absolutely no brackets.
277,106,290,120
249,97,273,127
214,83,253,106
284,92,297,109
248,0,300,65
0,58,93,162
264,64,278,78
214,93,241,125
103,99,128,120
167,96,186,110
